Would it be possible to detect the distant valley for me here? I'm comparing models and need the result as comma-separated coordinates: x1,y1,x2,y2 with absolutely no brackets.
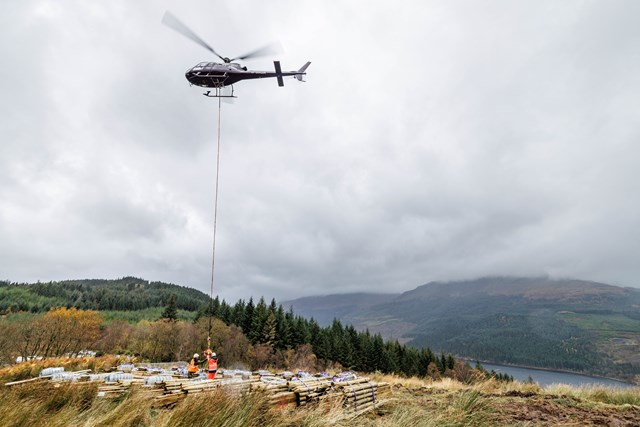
283,277,640,382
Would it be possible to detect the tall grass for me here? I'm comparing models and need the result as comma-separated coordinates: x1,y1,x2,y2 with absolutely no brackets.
87,390,155,427
166,389,270,427
0,382,98,427
546,384,640,406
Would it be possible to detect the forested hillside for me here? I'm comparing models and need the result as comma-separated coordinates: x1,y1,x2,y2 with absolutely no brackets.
286,277,640,382
0,277,208,313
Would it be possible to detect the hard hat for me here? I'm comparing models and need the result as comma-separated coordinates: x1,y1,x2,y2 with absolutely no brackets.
193,353,199,359
211,352,217,358
205,349,212,354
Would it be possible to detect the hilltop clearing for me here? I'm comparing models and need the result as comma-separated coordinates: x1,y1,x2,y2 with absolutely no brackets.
1,358,638,426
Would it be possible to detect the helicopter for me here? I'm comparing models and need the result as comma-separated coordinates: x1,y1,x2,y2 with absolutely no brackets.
162,11,310,97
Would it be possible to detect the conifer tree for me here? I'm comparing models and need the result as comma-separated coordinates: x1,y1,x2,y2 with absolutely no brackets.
446,354,455,370
261,311,277,347
371,334,385,372
249,298,268,344
439,353,447,374
160,294,178,321
242,297,254,335
217,300,231,324
230,299,245,327
274,305,289,350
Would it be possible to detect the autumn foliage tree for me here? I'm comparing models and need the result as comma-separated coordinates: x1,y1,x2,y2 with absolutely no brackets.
9,308,103,360
41,307,102,357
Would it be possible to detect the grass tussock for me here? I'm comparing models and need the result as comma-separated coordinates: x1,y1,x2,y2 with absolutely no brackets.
435,390,493,427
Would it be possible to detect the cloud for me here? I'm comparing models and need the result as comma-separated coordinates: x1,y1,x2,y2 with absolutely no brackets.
1,0,640,303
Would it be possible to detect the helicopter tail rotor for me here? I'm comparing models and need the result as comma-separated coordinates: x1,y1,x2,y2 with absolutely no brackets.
273,61,285,87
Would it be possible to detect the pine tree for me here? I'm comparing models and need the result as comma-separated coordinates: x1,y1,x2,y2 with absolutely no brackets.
417,348,432,377
249,298,268,344
446,354,455,370
439,353,447,374
242,298,255,335
275,305,290,349
371,334,385,372
261,312,277,347
217,300,231,323
358,330,374,372
230,299,245,326
160,294,178,321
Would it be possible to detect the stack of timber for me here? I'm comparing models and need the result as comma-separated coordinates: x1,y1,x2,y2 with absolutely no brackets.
334,377,392,415
96,375,147,397
150,377,258,407
290,377,333,407
250,377,294,408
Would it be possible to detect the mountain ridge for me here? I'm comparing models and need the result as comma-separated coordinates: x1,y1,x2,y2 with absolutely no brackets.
284,276,640,382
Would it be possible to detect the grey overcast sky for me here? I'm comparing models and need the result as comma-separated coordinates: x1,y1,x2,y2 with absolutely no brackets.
2,0,639,303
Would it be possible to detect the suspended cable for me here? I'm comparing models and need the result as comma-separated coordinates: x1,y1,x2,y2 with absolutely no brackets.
207,95,222,351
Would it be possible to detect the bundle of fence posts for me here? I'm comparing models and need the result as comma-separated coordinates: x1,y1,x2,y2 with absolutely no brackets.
333,377,392,415
290,376,333,407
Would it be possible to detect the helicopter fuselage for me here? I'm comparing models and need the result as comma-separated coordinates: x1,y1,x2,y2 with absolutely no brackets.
185,61,309,88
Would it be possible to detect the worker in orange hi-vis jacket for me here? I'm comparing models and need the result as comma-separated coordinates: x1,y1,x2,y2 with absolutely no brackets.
187,353,201,378
204,349,218,380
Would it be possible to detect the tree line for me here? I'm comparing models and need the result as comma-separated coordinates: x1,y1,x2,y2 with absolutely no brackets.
0,278,207,313
196,296,452,377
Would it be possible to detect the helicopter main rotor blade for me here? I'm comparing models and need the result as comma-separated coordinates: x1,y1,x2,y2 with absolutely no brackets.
231,42,283,62
162,11,229,62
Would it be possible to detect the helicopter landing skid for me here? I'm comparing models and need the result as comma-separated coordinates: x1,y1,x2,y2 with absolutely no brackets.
203,86,236,98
